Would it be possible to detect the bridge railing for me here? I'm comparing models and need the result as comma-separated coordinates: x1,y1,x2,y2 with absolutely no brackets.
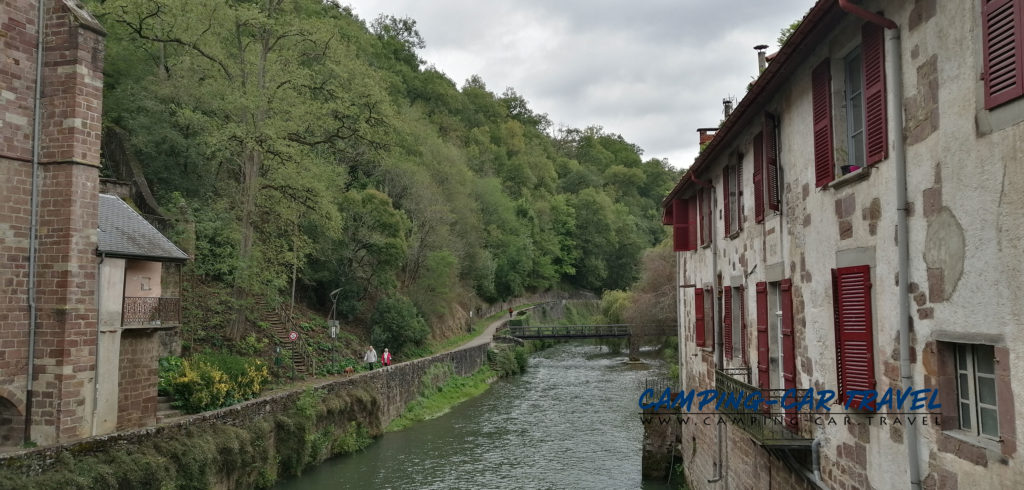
507,324,631,338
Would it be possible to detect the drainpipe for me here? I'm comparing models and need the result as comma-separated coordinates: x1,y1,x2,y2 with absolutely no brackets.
24,0,46,445
812,436,824,481
708,182,725,485
836,2,919,489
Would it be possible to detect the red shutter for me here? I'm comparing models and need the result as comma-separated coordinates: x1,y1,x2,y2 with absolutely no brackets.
722,167,731,236
753,132,765,223
723,286,733,359
812,59,834,187
735,161,743,232
739,286,747,365
688,196,698,250
780,279,797,429
833,265,876,409
862,21,888,165
983,0,1024,109
764,113,780,211
831,269,844,403
661,203,674,225
756,282,770,413
695,288,706,347
698,189,709,246
672,198,688,252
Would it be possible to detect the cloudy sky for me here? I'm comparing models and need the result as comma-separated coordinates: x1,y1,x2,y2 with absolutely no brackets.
343,0,814,169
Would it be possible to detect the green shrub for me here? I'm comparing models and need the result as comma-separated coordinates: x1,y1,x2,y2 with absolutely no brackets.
158,356,184,396
370,295,430,354
167,354,269,413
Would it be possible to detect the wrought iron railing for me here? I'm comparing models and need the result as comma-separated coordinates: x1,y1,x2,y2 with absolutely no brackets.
714,368,812,447
122,296,181,326
507,324,631,339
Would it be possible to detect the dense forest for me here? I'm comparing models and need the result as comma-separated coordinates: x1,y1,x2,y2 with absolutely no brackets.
88,0,679,355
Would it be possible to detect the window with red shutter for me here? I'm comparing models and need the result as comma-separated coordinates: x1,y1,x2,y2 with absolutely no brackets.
699,188,711,246
687,196,698,250
739,286,748,365
723,286,733,359
722,167,731,236
812,59,835,187
832,265,877,409
756,282,770,412
672,197,700,251
781,279,797,430
753,132,765,223
662,203,674,225
735,159,743,232
862,21,888,165
695,288,705,347
983,0,1024,109
764,113,780,211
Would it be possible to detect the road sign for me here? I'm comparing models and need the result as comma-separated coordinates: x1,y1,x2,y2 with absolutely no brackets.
288,331,298,341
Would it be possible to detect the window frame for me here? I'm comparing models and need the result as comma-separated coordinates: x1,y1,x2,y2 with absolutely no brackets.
956,343,1001,440
844,47,866,171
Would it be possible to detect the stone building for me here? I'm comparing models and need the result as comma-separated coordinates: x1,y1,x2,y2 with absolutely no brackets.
1,1,185,448
662,1,1024,489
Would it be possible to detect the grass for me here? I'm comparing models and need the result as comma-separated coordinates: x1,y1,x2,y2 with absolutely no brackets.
385,366,496,432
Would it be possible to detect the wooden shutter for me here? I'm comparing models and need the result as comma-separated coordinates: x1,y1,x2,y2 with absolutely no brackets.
688,196,698,250
661,203,674,225
699,189,709,246
723,286,733,359
781,279,797,429
983,0,1024,109
832,265,877,409
764,113,780,211
862,21,888,165
812,59,835,187
722,167,731,236
735,161,743,232
672,198,688,252
695,288,706,347
739,286,748,365
753,131,765,223
756,282,770,413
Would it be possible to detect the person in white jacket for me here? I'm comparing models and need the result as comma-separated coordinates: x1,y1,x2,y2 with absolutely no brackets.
364,345,378,370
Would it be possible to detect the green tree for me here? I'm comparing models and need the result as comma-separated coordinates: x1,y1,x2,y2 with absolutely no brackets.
370,295,430,354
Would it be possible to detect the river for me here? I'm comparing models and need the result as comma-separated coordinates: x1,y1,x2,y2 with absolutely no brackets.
274,342,675,490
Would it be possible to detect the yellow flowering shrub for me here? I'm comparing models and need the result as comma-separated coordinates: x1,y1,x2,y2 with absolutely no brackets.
166,354,270,413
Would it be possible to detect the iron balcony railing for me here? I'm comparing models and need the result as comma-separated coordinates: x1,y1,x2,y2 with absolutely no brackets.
122,296,181,327
714,368,812,447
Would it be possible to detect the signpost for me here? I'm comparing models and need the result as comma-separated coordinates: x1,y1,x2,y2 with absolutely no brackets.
288,331,298,342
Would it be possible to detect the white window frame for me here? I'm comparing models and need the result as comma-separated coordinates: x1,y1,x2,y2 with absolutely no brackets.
843,47,866,173
956,343,1000,440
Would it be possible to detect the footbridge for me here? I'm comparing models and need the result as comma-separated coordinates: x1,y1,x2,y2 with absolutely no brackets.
502,323,677,360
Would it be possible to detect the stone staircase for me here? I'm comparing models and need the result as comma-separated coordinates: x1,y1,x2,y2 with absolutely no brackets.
157,395,183,423
253,298,307,374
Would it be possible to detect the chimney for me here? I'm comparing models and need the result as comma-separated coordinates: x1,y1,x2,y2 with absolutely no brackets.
723,98,734,119
698,128,718,147
755,44,769,72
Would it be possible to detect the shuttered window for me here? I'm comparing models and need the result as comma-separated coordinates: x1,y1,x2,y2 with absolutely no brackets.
739,286,748,365
722,167,732,236
723,286,733,359
862,21,888,165
753,131,765,223
695,288,706,347
699,188,711,246
671,197,698,252
764,113,780,211
780,279,798,429
832,266,877,409
756,282,770,412
983,0,1024,109
812,59,835,187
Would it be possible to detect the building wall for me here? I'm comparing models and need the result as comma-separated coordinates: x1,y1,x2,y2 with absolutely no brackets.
115,329,159,431
94,258,125,435
123,260,162,298
674,1,1024,488
0,0,105,446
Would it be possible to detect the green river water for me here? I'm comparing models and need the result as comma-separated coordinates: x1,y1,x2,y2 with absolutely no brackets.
274,342,676,490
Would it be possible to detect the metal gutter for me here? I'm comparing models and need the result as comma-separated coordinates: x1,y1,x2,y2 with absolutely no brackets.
24,0,45,445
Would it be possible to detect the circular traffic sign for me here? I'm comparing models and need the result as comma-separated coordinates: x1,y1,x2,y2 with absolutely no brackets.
288,331,298,341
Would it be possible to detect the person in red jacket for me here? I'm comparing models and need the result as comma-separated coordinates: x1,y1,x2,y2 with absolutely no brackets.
382,348,392,367
508,307,514,318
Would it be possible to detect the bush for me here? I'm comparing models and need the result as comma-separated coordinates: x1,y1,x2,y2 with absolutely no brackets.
158,356,184,396
165,353,269,413
370,295,430,353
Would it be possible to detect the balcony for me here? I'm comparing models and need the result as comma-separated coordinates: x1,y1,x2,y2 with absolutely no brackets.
714,368,812,448
122,296,181,328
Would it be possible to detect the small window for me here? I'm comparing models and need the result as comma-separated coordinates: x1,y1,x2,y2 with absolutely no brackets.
956,343,1000,439
140,277,152,291
844,48,866,172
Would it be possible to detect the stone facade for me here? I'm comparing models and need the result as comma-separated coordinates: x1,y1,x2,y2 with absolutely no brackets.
666,1,1024,488
0,0,105,446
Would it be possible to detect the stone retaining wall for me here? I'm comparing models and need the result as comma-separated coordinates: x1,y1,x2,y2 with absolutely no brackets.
0,343,490,477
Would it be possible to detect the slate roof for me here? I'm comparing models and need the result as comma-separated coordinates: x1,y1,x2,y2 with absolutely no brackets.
98,194,190,262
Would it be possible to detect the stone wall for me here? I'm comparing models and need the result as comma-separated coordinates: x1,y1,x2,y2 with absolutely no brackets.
0,342,490,480
115,330,160,431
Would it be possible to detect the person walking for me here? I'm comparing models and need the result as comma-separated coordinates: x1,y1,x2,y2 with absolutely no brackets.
363,345,378,370
508,307,514,318
382,348,392,367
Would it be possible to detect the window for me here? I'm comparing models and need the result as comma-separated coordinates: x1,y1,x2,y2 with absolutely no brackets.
956,344,1000,439
813,22,887,187
694,287,713,349
982,0,1024,109
667,196,698,252
723,159,742,236
831,265,876,408
723,286,746,362
698,188,712,246
753,113,780,222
